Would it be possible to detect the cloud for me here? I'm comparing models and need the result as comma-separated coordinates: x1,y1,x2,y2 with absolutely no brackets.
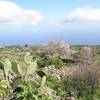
64,7,100,22
0,1,43,26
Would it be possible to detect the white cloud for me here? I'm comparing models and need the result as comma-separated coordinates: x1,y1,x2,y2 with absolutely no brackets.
0,1,43,26
64,7,100,22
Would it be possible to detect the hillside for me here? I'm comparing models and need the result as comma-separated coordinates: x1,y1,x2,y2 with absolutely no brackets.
0,41,100,100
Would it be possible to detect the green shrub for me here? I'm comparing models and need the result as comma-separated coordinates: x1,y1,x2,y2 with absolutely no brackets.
46,76,58,89
37,56,51,68
37,56,64,68
50,57,64,68
46,76,68,97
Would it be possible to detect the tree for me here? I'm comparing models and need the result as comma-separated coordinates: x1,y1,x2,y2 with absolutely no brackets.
81,46,93,62
37,40,74,59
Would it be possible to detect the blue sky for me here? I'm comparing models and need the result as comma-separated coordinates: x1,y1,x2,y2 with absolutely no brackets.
0,0,100,45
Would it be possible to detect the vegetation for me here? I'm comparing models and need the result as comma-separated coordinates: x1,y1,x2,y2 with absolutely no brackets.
0,41,100,100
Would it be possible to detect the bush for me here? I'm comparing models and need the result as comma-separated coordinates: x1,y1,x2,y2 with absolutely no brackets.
70,65,100,100
46,76,66,97
50,57,64,68
37,56,64,68
37,56,51,68
46,76,58,89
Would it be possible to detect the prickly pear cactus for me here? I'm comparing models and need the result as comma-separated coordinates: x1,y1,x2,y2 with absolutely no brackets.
11,61,20,75
24,52,33,64
23,53,37,80
17,63,25,79
11,62,23,88
26,60,37,76
3,58,12,79
41,75,46,87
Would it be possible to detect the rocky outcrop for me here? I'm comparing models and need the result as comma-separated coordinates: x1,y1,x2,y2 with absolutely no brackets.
42,65,76,80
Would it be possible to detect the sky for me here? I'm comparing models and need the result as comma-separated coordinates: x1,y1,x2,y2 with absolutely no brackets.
0,0,100,45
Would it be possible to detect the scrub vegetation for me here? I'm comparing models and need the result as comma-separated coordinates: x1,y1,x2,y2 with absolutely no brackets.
0,40,100,100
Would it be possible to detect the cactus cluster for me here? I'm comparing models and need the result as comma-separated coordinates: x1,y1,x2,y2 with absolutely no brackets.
0,53,37,89
0,53,58,100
